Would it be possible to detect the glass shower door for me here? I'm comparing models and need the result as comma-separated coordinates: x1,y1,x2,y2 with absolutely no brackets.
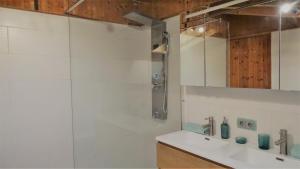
69,15,181,168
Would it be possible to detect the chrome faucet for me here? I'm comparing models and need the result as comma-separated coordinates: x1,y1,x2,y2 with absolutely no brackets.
205,116,215,136
275,129,288,155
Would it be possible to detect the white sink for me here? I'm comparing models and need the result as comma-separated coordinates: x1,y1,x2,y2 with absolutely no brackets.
230,147,300,168
156,131,300,168
157,131,228,152
184,133,228,152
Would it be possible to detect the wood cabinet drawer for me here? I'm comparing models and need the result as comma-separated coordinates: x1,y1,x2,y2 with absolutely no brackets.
157,142,229,169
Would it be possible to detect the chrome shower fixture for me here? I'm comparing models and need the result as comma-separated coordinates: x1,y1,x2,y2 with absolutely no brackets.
123,12,169,120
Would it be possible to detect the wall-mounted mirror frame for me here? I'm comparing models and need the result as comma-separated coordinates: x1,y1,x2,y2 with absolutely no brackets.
180,0,300,91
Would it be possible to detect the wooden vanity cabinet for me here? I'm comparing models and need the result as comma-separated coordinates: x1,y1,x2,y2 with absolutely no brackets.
157,142,230,169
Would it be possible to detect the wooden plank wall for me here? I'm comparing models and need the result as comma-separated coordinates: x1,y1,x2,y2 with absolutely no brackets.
230,34,271,89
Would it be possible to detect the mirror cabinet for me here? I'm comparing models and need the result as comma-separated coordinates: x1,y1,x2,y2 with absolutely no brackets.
180,0,300,91
279,4,300,91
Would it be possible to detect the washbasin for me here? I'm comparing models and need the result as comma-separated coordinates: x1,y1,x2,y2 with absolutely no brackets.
185,133,228,152
230,147,300,168
160,131,228,152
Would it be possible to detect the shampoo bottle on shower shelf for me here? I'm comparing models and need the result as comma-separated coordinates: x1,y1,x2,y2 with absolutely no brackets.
221,117,229,139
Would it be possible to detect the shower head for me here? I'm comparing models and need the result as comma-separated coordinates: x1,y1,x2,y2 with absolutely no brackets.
123,12,163,26
124,12,168,55
152,44,167,54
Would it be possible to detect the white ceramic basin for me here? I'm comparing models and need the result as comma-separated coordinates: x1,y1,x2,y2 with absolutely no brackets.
184,133,228,152
158,131,228,152
230,147,300,168
156,131,300,168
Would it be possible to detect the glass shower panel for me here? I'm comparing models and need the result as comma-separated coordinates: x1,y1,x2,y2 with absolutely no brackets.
69,16,181,168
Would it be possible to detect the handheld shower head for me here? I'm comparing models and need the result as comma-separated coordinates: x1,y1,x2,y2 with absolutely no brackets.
152,32,170,55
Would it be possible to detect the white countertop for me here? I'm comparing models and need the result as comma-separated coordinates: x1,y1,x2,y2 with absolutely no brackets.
156,130,300,169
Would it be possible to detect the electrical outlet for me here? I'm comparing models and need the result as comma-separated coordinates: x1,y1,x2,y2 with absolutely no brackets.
237,118,257,131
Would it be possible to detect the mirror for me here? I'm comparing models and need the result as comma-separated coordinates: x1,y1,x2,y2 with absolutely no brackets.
226,1,281,89
181,0,280,89
205,19,228,88
180,0,300,91
180,26,205,86
279,0,300,91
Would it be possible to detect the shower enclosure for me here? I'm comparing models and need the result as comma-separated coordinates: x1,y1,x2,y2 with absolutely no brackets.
69,14,181,168
124,12,170,120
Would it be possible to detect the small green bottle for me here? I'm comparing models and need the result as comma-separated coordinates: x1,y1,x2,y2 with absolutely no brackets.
221,117,229,139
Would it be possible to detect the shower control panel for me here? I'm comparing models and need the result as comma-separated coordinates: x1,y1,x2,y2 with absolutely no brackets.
152,72,162,85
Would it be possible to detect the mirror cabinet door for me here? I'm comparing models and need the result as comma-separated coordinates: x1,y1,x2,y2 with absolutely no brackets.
279,1,300,91
180,27,205,86
205,19,228,88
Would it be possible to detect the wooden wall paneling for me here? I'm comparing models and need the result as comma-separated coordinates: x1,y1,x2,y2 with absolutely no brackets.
230,34,271,89
240,37,249,88
265,34,271,88
248,36,255,88
252,36,261,88
230,39,240,87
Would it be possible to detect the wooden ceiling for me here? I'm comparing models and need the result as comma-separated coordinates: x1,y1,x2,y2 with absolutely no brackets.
1,0,299,38
0,0,221,24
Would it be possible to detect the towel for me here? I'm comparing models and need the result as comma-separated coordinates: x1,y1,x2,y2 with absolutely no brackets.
291,144,300,159
182,122,209,135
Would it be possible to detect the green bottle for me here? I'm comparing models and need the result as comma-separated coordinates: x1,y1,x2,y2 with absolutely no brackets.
221,117,229,139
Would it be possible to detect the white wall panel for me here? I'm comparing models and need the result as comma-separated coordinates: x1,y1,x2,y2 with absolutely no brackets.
0,7,73,168
0,26,8,54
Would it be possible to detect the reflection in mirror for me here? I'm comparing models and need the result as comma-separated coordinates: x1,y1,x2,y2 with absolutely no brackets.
226,1,281,89
279,0,300,91
180,26,205,86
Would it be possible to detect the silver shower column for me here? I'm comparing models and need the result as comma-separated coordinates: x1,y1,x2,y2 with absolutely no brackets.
124,12,169,120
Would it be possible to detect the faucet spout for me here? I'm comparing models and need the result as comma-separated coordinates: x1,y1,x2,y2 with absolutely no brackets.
275,138,287,145
205,116,215,136
274,129,288,155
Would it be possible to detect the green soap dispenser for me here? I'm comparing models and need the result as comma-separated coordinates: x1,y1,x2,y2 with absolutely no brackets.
221,117,230,139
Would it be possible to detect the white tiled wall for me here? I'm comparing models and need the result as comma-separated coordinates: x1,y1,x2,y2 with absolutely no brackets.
0,8,73,168
182,86,300,154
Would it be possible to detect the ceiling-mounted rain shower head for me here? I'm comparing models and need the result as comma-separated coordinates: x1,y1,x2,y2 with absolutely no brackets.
124,12,154,26
123,12,164,26
124,12,168,55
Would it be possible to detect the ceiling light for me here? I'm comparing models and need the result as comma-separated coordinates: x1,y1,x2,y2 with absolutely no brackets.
196,27,205,33
280,3,294,13
188,28,194,32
